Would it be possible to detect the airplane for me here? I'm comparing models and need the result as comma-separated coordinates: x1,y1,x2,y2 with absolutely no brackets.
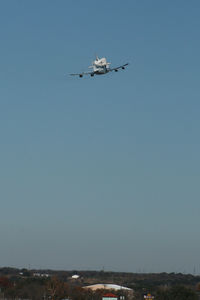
70,56,129,78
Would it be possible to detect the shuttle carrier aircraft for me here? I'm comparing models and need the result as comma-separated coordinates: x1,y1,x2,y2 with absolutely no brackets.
70,56,129,78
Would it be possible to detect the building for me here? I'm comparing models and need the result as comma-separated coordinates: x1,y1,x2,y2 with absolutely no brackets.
102,293,118,300
72,275,80,279
84,284,132,292
84,284,134,299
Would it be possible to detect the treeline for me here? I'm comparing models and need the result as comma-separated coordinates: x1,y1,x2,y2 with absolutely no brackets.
0,276,199,300
0,268,200,300
1,268,200,285
0,276,123,300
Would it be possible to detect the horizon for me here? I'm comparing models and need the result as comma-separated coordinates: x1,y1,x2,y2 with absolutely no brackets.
1,266,200,276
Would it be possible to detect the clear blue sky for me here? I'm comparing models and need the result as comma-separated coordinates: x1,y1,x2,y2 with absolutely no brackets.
0,0,200,273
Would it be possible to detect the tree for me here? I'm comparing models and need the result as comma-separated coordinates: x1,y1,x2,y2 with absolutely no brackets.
46,276,69,300
156,285,198,300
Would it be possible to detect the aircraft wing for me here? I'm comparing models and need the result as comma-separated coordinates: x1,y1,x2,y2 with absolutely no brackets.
109,63,129,72
70,71,94,77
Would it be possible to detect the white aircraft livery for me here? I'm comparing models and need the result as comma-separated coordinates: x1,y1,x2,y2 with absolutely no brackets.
70,56,129,78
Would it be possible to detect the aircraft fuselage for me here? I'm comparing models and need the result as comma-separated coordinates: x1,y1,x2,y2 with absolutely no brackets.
93,65,110,75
